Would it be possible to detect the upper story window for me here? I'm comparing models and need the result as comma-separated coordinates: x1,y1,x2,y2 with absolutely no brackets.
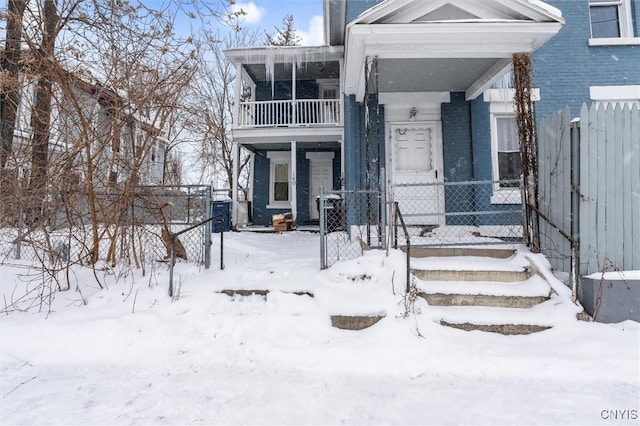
589,0,640,45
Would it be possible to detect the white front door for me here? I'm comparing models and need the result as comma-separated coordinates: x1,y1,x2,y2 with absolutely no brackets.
390,122,444,225
308,154,334,220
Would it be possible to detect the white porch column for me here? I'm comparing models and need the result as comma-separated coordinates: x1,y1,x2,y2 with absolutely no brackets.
231,140,239,228
291,63,297,124
290,141,297,222
234,63,242,126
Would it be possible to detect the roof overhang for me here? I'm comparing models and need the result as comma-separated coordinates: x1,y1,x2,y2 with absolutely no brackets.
224,45,344,83
344,0,564,101
324,0,347,46
225,45,344,66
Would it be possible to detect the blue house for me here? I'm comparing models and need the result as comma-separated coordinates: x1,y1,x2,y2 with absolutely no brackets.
533,0,640,119
227,0,637,230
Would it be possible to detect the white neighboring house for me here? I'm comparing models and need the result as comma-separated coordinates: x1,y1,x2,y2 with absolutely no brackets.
3,69,168,194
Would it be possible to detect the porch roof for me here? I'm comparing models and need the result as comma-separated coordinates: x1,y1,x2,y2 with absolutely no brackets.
224,45,344,84
232,126,343,149
344,0,564,101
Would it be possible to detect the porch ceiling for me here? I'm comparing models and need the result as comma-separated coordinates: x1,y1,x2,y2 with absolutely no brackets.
225,45,344,84
344,0,564,101
345,21,563,101
376,58,500,93
243,61,341,83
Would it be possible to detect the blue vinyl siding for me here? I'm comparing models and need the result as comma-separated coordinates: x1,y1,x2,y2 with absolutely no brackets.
251,148,341,226
346,0,384,22
533,0,640,119
442,92,474,224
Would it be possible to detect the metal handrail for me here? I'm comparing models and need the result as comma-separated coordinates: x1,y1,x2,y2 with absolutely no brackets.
168,214,225,298
528,204,580,303
393,201,412,293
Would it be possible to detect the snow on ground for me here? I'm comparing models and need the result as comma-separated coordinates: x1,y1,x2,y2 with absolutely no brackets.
1,231,639,425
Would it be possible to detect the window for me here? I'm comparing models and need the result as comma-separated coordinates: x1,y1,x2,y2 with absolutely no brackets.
495,117,521,188
589,0,639,45
267,152,291,208
484,87,540,204
273,163,289,201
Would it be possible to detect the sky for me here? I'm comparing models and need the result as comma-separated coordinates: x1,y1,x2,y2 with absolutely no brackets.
230,0,325,45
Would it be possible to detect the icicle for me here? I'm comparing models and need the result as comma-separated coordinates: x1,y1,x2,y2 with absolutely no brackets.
265,48,276,98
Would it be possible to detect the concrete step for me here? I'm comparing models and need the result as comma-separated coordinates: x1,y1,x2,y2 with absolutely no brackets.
411,267,535,282
440,321,550,335
331,314,385,330
420,293,549,309
425,301,562,335
406,247,516,259
416,275,552,308
410,252,536,282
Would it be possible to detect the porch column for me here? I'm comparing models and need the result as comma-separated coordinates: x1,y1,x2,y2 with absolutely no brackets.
290,141,297,222
234,63,242,127
231,140,239,228
291,63,297,124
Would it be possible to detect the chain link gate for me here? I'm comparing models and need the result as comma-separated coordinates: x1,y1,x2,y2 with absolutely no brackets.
319,188,386,269
390,179,524,246
1,185,214,267
319,180,525,269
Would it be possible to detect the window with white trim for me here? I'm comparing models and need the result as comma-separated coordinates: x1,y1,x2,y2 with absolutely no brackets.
483,87,540,205
590,85,640,108
495,116,521,187
589,0,639,45
267,151,291,208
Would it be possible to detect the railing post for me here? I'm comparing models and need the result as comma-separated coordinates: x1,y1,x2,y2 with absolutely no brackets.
204,186,212,269
394,201,398,249
220,218,224,270
319,186,326,269
168,235,175,298
380,167,387,250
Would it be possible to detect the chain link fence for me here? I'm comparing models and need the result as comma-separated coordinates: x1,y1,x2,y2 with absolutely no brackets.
0,185,213,266
319,180,524,268
319,189,386,269
391,179,524,245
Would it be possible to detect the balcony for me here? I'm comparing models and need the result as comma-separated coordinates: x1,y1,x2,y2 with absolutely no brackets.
237,99,342,128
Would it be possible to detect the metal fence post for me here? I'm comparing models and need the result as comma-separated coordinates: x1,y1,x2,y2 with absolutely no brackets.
570,120,581,302
168,235,175,298
15,207,23,260
319,186,326,269
204,186,212,269
380,167,387,250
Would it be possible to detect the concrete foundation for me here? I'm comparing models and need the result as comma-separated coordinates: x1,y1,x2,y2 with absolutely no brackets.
579,276,639,323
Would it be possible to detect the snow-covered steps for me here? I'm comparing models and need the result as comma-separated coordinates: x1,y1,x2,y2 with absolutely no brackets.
425,300,569,335
410,249,536,282
408,246,567,334
418,275,552,309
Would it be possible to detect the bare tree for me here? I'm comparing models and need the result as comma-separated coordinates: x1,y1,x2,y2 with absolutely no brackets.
0,0,27,170
189,28,259,192
0,0,242,310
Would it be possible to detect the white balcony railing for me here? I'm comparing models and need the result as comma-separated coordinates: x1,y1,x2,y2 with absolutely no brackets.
237,99,341,128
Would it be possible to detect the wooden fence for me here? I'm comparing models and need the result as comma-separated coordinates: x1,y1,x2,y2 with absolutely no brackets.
538,103,640,274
